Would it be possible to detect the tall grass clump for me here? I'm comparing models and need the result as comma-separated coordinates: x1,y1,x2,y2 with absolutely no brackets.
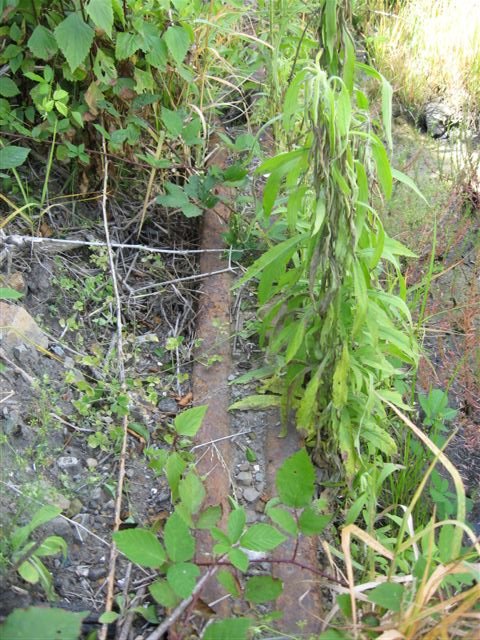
366,0,480,122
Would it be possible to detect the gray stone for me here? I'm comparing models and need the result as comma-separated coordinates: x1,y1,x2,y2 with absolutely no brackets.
246,509,257,524
86,458,98,469
57,456,80,472
255,472,264,483
236,471,253,485
157,397,178,414
243,487,260,503
89,566,106,580
238,463,250,472
0,302,49,355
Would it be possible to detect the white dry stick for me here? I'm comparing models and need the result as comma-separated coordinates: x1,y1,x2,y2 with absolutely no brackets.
98,138,130,640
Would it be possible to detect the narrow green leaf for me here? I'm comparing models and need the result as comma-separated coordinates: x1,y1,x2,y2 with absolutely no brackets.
240,523,286,552
174,405,207,437
86,0,113,38
113,529,166,568
372,139,392,200
54,14,94,72
227,507,246,543
0,287,23,300
229,394,281,411
285,318,306,364
276,449,315,508
167,562,199,598
392,168,429,205
164,512,195,562
332,344,349,410
165,452,187,501
18,560,39,584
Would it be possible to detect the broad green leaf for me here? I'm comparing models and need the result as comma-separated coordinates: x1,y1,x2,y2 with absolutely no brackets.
367,582,405,612
245,576,283,603
196,505,222,530
203,618,252,640
164,512,195,562
174,405,207,437
0,144,30,170
256,148,307,174
113,529,165,568
234,233,307,289
0,607,88,640
18,560,39,584
266,507,297,536
149,579,180,608
228,547,249,572
146,38,168,69
98,612,119,623
0,77,19,97
227,507,246,543
276,449,315,508
178,471,205,515
27,26,58,60
360,422,396,456
240,523,286,552
54,14,94,72
0,287,23,300
355,62,393,151
162,107,183,137
392,168,429,205
181,202,203,218
163,26,190,66
345,493,367,526
229,394,281,411
115,32,143,59
167,562,199,598
11,505,61,550
217,569,240,597
165,452,187,500
86,0,113,38
298,507,330,535
230,365,276,385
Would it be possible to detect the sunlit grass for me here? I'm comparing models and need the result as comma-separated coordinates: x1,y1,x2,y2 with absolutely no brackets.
367,0,480,120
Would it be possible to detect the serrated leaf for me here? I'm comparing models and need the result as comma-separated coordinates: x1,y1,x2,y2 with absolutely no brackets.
0,607,88,640
179,471,205,515
227,507,246,543
113,529,165,568
174,405,207,437
276,449,315,508
167,562,199,598
367,582,405,612
54,14,94,72
86,0,113,38
240,524,286,552
245,576,283,603
162,107,183,138
27,26,58,60
149,579,179,608
229,394,281,411
266,507,298,535
164,512,195,562
182,202,203,218
298,507,330,535
203,618,252,640
115,31,142,59
163,25,190,66
228,547,249,572
217,569,240,597
196,505,222,530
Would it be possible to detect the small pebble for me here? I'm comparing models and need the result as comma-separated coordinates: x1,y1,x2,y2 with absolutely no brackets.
125,468,135,479
89,566,107,580
238,463,250,472
227,374,236,382
57,456,80,472
243,487,260,503
253,464,260,472
86,458,98,469
255,472,264,483
236,471,253,485
246,509,257,524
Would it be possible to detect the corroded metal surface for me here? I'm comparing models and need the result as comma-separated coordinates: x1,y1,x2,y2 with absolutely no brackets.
192,141,233,613
266,418,324,635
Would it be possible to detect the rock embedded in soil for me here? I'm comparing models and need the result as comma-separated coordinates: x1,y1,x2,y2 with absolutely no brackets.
0,302,49,354
243,487,260,503
157,397,178,414
236,471,253,484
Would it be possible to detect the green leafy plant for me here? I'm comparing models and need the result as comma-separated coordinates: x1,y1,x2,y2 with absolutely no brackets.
8,504,67,601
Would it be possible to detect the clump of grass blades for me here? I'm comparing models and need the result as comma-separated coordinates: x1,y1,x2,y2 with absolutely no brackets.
366,0,480,123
